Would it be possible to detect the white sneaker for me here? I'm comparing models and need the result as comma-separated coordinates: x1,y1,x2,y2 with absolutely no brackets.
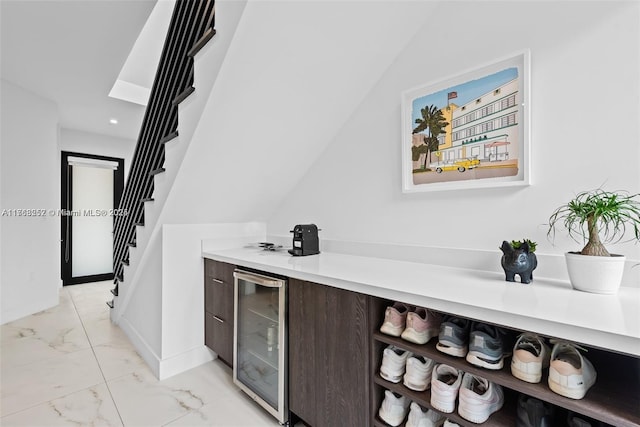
511,333,550,383
430,364,463,413
548,341,596,399
403,355,435,391
380,345,412,383
443,421,460,427
458,373,504,423
406,401,445,427
378,389,410,426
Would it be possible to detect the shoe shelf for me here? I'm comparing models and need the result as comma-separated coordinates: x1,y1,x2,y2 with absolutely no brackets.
373,331,640,427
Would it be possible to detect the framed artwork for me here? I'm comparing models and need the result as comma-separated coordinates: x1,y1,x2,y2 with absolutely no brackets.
401,50,531,193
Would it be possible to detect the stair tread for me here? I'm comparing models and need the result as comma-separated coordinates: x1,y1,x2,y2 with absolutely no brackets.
106,300,114,309
160,130,179,145
172,87,195,106
150,167,165,177
187,27,216,58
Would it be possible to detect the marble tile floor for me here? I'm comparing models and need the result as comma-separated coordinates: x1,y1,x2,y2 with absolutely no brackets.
1,281,281,426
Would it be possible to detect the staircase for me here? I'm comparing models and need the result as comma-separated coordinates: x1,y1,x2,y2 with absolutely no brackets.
109,0,216,309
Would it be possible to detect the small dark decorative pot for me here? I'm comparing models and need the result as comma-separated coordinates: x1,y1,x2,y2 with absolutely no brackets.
500,240,537,284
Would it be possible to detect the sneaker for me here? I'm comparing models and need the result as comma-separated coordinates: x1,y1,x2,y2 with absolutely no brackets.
443,421,460,427
567,411,605,427
380,302,410,337
380,345,412,383
406,401,445,427
465,323,508,370
548,341,596,399
458,373,504,423
378,389,410,426
403,355,435,391
436,316,470,357
516,394,554,427
401,307,442,344
430,364,463,413
511,333,551,383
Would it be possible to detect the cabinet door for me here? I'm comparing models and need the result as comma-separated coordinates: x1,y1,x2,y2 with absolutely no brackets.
288,279,370,427
288,279,321,425
320,285,369,427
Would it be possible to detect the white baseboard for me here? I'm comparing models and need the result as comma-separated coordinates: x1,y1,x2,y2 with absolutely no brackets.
117,312,217,380
117,315,161,378
157,346,216,380
0,295,59,325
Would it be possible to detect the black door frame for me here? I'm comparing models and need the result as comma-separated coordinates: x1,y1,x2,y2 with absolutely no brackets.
61,151,125,286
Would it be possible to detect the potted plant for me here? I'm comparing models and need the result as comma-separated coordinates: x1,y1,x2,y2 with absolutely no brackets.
547,189,640,294
499,239,537,284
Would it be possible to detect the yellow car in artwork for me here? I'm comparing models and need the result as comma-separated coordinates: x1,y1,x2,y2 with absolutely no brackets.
432,157,480,173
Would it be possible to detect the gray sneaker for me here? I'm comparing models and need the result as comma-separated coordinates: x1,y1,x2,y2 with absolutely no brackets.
465,323,508,370
436,316,470,357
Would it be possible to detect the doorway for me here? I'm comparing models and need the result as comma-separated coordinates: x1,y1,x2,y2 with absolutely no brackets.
61,151,124,285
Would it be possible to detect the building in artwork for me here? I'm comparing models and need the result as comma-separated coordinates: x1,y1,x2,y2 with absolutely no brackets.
433,78,519,166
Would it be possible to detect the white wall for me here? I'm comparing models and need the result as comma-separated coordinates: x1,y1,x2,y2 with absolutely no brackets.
159,0,441,225
267,1,640,262
60,128,135,181
1,80,60,323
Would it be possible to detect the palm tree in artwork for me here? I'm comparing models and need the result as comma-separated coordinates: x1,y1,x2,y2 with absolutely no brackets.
413,105,449,169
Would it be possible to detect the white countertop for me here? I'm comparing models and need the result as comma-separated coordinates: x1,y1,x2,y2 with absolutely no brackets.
203,247,640,357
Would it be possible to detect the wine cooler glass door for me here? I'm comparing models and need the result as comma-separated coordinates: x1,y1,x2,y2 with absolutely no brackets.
233,270,287,423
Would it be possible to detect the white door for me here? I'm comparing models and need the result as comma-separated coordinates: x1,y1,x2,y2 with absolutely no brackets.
71,164,114,277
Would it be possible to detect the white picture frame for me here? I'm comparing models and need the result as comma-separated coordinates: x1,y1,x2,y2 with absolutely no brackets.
401,50,531,193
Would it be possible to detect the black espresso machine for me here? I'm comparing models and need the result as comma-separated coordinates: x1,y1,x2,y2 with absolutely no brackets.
288,224,320,256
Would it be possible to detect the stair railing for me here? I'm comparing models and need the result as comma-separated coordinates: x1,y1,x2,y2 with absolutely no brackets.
110,0,216,304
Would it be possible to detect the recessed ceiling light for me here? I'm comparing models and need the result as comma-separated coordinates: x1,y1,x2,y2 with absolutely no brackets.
109,118,118,125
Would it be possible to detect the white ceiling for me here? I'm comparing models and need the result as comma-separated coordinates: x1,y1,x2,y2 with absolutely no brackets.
1,0,161,140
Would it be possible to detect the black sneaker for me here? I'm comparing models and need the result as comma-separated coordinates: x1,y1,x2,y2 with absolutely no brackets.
516,394,553,427
567,411,607,427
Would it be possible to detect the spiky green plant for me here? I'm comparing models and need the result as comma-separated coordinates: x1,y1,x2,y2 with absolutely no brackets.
547,189,640,256
511,239,537,253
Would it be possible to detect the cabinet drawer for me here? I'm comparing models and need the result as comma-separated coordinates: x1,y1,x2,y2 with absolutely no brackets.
204,259,234,282
205,311,233,366
204,277,233,319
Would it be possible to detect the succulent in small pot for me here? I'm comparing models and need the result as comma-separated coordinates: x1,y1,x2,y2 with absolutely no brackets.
547,189,640,293
500,239,537,284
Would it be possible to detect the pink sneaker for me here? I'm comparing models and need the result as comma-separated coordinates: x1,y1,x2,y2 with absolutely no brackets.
401,307,442,344
380,302,410,337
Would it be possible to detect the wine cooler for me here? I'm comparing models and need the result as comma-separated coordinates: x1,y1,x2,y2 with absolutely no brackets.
233,270,287,424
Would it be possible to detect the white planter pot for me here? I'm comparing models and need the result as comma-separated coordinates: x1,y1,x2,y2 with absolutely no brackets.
565,252,626,294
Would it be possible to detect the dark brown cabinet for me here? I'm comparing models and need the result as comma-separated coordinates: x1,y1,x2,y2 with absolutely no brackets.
202,257,638,427
204,259,234,366
288,278,373,427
